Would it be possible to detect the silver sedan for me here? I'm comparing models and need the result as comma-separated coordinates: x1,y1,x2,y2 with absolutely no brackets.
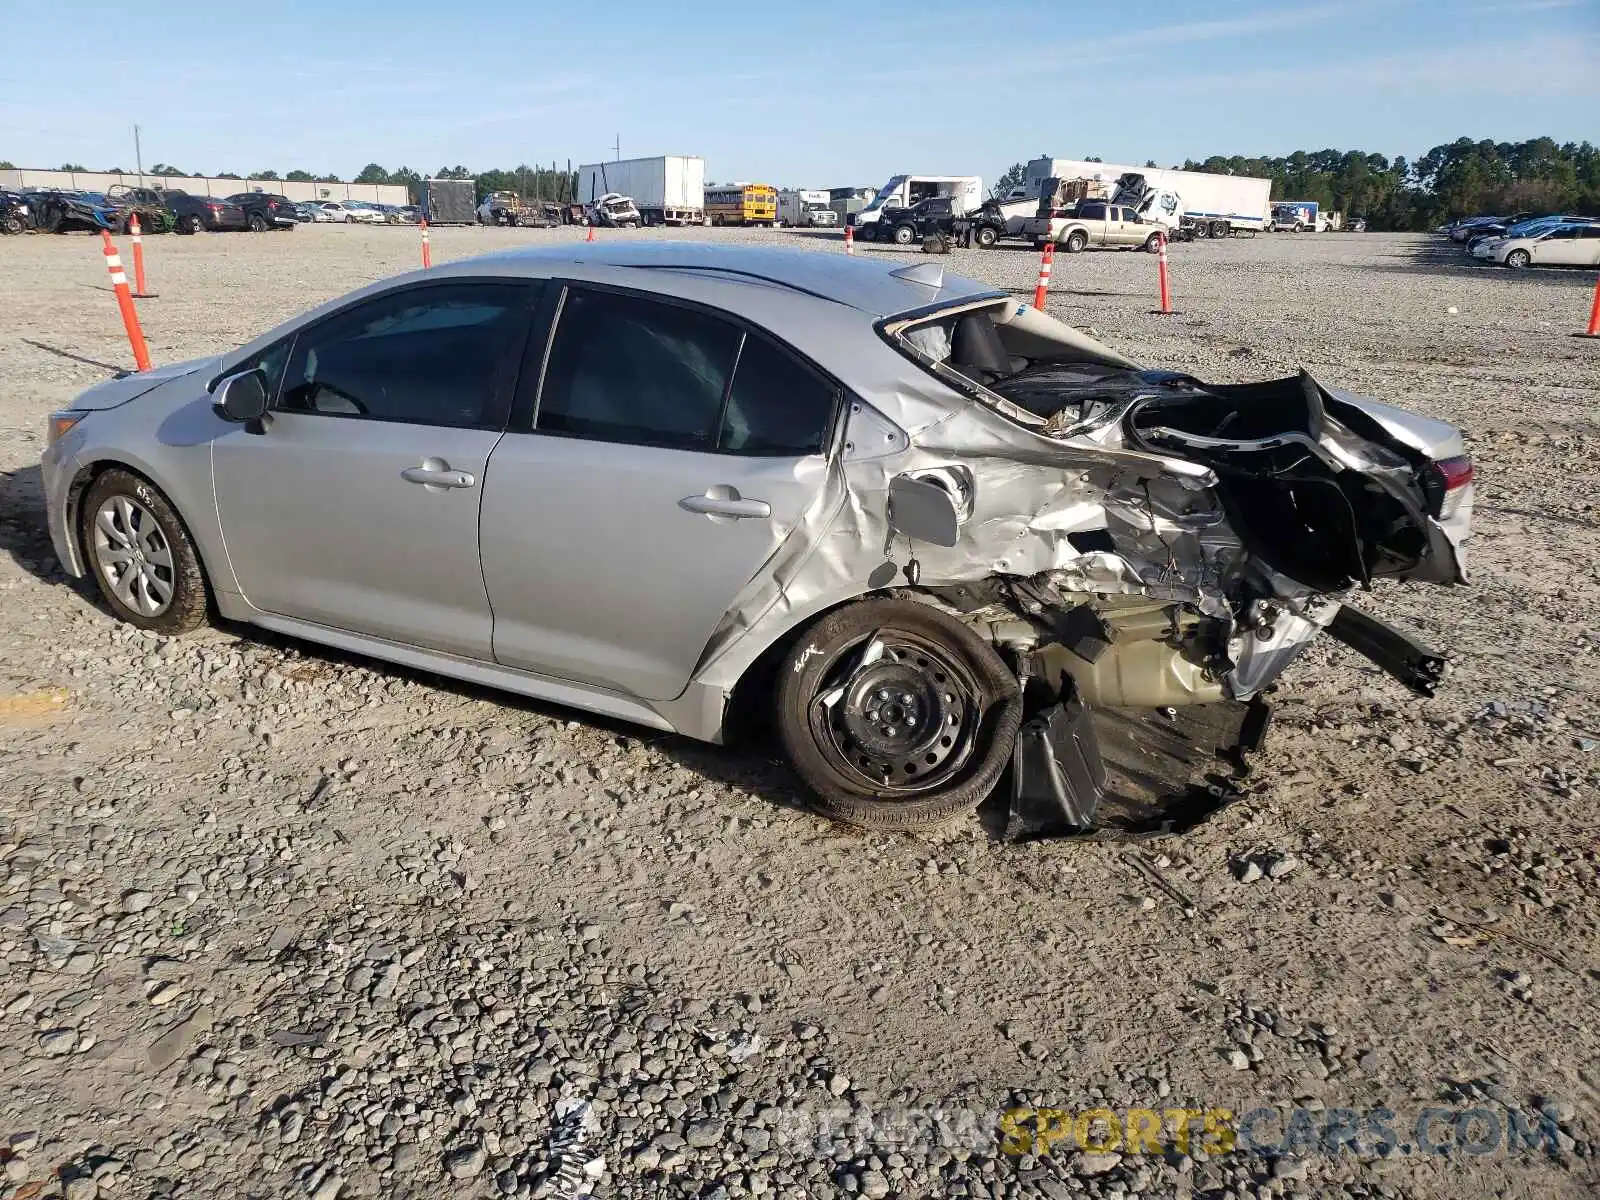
41,245,1474,836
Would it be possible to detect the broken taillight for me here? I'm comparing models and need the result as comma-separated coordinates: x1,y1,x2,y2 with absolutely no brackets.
1433,455,1473,520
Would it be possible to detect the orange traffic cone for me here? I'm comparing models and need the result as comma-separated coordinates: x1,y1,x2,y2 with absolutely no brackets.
1577,273,1600,339
585,221,596,243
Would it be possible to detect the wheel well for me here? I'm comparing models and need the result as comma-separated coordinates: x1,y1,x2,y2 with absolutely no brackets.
67,461,219,610
721,592,891,746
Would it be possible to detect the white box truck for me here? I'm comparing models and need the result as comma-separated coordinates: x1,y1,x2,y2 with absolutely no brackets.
576,156,704,226
777,189,838,227
850,174,983,238
1024,157,1270,238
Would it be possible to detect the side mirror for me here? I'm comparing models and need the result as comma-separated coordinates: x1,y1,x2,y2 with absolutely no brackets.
214,369,268,424
888,475,960,547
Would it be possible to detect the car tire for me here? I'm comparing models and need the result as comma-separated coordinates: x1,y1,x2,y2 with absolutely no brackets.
974,225,999,249
1064,230,1088,253
1211,220,1231,238
80,470,209,637
892,223,916,245
773,597,1022,831
1144,232,1163,252
185,214,205,235
1504,249,1531,269
248,214,268,232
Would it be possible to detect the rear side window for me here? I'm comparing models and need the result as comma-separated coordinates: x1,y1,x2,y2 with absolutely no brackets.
722,334,836,456
535,288,836,456
538,289,739,450
1080,203,1107,219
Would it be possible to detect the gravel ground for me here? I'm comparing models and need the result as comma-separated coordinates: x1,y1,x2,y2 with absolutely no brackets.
1,224,1598,1200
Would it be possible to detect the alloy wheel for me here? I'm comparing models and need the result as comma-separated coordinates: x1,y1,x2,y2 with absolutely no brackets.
91,495,174,617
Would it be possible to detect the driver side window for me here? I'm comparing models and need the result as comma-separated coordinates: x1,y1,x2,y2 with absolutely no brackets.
277,281,536,429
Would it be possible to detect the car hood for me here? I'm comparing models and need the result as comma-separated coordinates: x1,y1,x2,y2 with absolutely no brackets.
68,355,221,411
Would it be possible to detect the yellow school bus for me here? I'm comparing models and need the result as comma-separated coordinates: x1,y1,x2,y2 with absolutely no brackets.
705,183,778,227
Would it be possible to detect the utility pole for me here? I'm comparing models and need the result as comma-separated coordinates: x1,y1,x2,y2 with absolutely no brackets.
613,134,620,162
133,123,144,186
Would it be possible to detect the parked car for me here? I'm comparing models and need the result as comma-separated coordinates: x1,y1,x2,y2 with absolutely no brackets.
108,186,247,234
286,203,316,223
39,245,1473,837
224,192,298,231
1474,221,1600,268
24,190,125,234
1466,214,1597,251
305,203,336,223
316,200,383,225
585,193,641,228
1,189,34,235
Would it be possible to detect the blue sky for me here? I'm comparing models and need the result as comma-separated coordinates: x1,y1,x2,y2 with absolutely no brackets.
2,0,1595,189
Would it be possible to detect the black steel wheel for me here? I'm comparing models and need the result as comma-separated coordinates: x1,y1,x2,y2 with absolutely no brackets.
774,598,1021,830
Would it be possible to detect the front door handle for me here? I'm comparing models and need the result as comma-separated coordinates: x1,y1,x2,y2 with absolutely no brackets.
401,458,476,491
679,485,771,522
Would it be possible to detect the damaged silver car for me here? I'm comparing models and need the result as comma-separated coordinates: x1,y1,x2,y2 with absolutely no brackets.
40,245,1472,836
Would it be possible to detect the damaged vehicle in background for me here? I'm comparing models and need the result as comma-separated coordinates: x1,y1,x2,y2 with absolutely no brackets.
39,246,1472,839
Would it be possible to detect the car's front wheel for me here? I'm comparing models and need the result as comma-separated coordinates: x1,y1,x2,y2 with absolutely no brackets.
892,223,916,245
1504,249,1531,269
80,470,209,636
774,598,1022,830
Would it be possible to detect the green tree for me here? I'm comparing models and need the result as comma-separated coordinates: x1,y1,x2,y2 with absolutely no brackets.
59,162,87,172
315,173,342,183
991,162,1027,198
355,162,389,184
216,171,241,179
285,170,315,182
253,169,280,180
0,160,14,170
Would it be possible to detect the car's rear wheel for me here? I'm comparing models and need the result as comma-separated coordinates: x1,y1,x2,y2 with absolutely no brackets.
1211,220,1231,238
1144,232,1163,252
184,213,205,234
774,598,1021,830
248,213,268,232
1504,249,1531,269
974,225,999,249
1064,230,1088,253
892,223,916,245
80,470,209,636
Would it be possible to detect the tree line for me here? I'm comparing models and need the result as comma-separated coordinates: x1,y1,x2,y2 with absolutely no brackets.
998,137,1599,231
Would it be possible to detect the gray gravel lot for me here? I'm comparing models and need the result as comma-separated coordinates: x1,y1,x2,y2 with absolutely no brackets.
1,224,1598,1199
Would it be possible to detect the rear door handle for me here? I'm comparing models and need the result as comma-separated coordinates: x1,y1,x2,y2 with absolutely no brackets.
679,485,771,521
401,458,476,491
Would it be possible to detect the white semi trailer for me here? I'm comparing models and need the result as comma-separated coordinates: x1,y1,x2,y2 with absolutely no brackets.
576,155,704,226
1024,157,1271,238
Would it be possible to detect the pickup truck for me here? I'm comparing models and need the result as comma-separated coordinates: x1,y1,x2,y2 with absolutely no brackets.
1021,200,1166,253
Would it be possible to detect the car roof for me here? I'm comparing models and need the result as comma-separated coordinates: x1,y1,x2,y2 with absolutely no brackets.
456,242,1001,317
